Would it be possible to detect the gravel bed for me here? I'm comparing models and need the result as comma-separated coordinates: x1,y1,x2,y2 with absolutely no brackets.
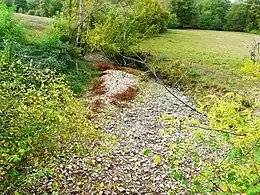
27,70,228,194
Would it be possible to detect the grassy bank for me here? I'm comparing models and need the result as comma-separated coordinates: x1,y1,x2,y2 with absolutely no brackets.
141,29,260,93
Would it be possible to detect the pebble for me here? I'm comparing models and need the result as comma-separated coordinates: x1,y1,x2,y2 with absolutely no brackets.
25,70,229,194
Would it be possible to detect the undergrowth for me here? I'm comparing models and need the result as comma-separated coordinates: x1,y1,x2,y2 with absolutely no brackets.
162,90,260,194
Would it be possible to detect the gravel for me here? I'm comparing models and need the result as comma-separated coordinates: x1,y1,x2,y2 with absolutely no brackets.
26,70,228,194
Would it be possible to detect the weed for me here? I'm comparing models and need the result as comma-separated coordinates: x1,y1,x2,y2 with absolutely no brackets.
112,86,138,101
94,87,106,95
96,62,115,71
92,78,105,91
92,99,105,112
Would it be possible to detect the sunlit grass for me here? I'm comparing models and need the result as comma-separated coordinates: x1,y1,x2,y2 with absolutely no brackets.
141,29,260,93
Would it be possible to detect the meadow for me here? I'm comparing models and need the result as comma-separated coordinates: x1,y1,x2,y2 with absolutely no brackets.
142,29,260,93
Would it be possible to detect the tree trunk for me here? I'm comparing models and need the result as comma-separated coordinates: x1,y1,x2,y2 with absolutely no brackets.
76,0,83,45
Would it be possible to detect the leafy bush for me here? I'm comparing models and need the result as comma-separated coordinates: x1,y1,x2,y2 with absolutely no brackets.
0,3,25,44
164,91,260,194
16,35,78,73
35,9,41,16
168,13,179,29
131,0,169,35
0,55,102,191
54,16,77,43
87,7,140,59
27,9,35,15
241,60,260,79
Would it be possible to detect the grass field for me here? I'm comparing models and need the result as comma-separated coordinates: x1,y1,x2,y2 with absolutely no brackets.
141,29,260,94
14,13,53,37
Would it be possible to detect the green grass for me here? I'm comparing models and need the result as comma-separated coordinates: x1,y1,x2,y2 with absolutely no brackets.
14,13,53,37
141,29,260,94
14,13,52,30
13,13,100,95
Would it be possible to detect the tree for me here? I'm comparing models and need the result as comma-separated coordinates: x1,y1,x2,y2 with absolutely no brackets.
50,0,63,15
226,3,249,31
197,0,231,30
40,0,51,17
245,0,260,31
170,0,197,28
14,0,27,12
3,0,14,6
27,0,40,10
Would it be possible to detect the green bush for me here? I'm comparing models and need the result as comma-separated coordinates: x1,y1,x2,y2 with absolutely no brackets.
27,9,35,15
86,1,169,59
241,60,260,79
54,16,77,43
87,7,140,59
16,35,78,73
0,3,25,44
35,9,41,16
168,13,179,29
131,0,169,35
0,55,101,191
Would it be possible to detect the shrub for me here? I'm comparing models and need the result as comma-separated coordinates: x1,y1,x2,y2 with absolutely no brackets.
35,9,41,16
164,91,260,194
241,60,260,79
168,13,179,29
87,7,140,59
18,7,23,13
54,16,77,43
27,9,35,15
131,0,169,35
16,36,78,73
0,58,101,191
0,3,25,44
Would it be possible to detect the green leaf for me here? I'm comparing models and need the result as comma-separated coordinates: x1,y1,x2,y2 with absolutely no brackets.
144,149,152,156
174,172,183,181
153,155,161,165
182,179,189,186
193,179,200,186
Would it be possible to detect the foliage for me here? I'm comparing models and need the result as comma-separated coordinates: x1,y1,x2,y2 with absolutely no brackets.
163,90,260,194
40,0,51,17
241,60,260,79
0,3,25,45
198,0,231,30
131,0,169,35
168,0,260,32
14,0,27,13
226,3,249,31
3,0,62,17
141,29,260,94
61,0,169,59
170,0,197,28
17,35,76,72
0,54,103,191
35,9,40,16
167,13,179,28
27,9,35,15
87,6,140,59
